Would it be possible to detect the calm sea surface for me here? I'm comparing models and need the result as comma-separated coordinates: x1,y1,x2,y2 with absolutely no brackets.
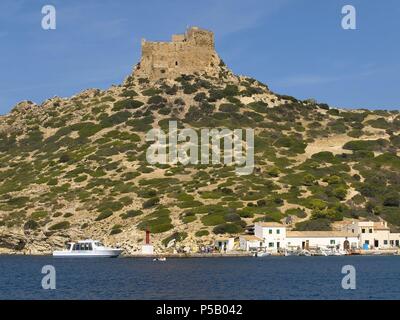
0,255,399,300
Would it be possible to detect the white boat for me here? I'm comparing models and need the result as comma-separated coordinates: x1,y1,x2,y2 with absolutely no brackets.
53,240,123,258
313,249,328,256
153,257,167,261
256,251,271,257
298,249,311,256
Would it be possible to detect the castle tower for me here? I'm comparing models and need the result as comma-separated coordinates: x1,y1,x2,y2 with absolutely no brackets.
134,27,221,80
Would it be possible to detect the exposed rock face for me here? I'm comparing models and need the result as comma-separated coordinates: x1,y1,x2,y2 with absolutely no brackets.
0,230,26,251
135,26,222,80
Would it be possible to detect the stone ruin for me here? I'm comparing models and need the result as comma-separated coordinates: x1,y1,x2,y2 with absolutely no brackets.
134,26,222,80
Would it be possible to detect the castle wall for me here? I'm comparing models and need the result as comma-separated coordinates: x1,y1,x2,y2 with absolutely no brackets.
135,27,219,80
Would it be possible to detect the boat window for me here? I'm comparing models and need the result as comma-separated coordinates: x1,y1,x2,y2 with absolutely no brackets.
66,244,71,250
88,243,93,250
73,244,78,250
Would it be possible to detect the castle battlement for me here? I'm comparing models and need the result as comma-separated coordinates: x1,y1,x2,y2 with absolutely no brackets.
135,27,220,80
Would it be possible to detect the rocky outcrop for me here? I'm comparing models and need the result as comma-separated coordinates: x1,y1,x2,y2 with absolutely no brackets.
0,230,26,251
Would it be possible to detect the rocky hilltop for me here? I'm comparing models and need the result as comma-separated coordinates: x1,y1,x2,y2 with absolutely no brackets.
0,27,399,255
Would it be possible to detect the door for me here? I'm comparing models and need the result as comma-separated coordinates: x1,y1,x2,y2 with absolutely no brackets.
302,241,305,249
374,240,379,248
344,240,350,250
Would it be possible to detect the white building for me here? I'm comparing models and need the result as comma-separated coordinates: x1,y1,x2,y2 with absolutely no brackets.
254,222,287,253
342,220,400,250
214,237,235,252
239,220,400,253
239,235,262,251
286,231,358,251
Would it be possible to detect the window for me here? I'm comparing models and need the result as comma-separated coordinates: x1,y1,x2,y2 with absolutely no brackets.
365,240,369,245
277,229,280,234
268,242,274,247
384,240,388,245
175,61,178,66
362,229,366,233
330,240,335,245
268,229,272,234
369,229,373,233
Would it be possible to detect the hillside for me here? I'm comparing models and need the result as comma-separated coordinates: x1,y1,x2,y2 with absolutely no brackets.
1,38,400,255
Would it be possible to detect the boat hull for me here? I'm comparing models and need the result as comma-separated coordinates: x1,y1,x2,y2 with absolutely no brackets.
53,249,123,258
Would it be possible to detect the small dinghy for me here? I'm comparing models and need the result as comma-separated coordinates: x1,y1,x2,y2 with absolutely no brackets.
255,251,271,257
153,257,167,261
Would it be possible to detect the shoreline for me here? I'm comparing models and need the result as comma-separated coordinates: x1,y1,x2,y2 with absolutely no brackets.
0,250,399,258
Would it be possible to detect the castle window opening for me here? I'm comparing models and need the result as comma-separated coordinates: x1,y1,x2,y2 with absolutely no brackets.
175,61,178,66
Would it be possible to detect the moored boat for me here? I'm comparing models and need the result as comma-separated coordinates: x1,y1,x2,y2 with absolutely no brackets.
153,257,167,261
53,240,123,258
255,251,271,257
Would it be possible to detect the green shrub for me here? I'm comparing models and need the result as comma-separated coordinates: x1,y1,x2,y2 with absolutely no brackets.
162,232,188,246
143,197,160,209
95,210,113,221
121,210,143,219
24,219,39,230
78,123,102,138
110,228,122,235
213,223,242,234
295,218,331,231
113,99,144,111
137,208,172,233
343,139,389,151
247,101,269,113
223,84,239,96
219,103,239,113
202,213,225,226
97,200,124,213
285,208,307,218
148,95,165,105
120,89,138,97
142,88,161,96
195,230,209,237
224,212,241,222
30,211,48,220
49,221,70,230
100,111,131,127
383,193,400,207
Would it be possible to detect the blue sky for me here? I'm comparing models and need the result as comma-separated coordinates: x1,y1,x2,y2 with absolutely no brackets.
0,0,399,114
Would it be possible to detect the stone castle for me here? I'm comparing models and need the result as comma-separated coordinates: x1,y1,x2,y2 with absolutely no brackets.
134,27,222,80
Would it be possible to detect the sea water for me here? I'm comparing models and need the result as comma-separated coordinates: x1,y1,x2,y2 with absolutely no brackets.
0,255,399,299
